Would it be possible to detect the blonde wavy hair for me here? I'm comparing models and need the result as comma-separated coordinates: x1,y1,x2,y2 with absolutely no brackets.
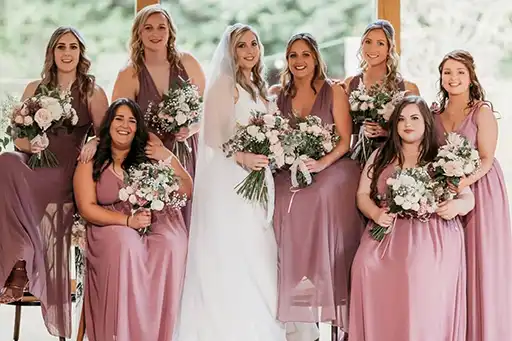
229,24,267,102
280,33,327,98
41,26,95,102
357,20,401,91
129,4,180,75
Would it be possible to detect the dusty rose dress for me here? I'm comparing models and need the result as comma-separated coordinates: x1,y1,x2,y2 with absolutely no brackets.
84,168,188,341
349,165,467,341
137,62,198,229
0,82,93,338
273,81,365,330
435,102,512,341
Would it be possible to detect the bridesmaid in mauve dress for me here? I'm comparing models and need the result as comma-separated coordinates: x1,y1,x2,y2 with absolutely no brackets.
270,33,365,336
110,4,205,229
0,26,108,339
343,20,419,160
349,96,474,341
73,98,192,341
434,50,512,341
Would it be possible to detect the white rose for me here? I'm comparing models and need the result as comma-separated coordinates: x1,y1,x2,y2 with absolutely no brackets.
145,193,154,201
125,186,134,195
63,103,72,113
119,188,129,201
298,123,308,132
40,96,59,107
323,142,333,152
394,195,405,205
402,201,412,210
247,125,259,137
23,116,33,126
255,132,266,142
268,134,279,144
128,194,138,205
411,202,420,211
175,112,188,126
151,199,165,211
47,103,64,121
350,102,359,111
34,108,53,131
360,102,369,111
463,163,475,175
71,113,79,125
470,150,479,160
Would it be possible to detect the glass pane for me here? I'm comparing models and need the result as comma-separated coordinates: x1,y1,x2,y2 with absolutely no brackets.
401,1,512,192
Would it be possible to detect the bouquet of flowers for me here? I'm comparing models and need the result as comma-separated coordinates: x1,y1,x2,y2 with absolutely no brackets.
222,109,293,206
431,132,481,201
285,114,340,188
349,80,406,163
370,166,438,241
71,214,87,250
144,77,202,165
1,85,78,168
118,159,188,236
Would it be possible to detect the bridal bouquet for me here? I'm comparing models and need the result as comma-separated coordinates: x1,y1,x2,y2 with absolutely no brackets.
118,159,187,236
222,109,293,206
145,77,202,165
370,166,438,241
285,114,339,188
1,85,78,168
349,80,406,163
431,132,480,201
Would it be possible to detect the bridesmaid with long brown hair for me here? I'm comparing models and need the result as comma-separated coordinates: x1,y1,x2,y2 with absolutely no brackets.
434,49,512,341
343,20,419,151
0,26,108,339
111,4,205,228
270,33,365,338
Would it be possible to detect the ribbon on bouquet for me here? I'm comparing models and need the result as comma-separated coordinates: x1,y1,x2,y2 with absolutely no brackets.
350,125,369,162
379,215,398,259
287,156,312,213
263,165,275,228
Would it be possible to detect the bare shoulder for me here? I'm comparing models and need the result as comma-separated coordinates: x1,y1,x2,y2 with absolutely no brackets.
117,62,138,81
330,80,347,99
180,51,200,66
268,84,282,96
474,101,496,122
403,80,420,95
21,80,42,99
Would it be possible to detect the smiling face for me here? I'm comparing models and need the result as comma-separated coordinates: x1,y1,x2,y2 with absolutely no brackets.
109,104,138,148
287,39,317,80
397,104,426,144
234,30,260,72
361,28,389,68
140,13,170,52
441,58,471,97
53,32,80,73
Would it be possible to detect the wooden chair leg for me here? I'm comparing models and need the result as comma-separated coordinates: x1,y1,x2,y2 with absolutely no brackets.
13,305,21,341
76,304,85,341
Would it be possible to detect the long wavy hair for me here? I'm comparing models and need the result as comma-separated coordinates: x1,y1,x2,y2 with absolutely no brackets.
369,96,439,199
92,98,150,181
280,33,328,98
229,23,267,102
129,4,180,75
358,20,402,92
41,26,95,102
436,49,488,112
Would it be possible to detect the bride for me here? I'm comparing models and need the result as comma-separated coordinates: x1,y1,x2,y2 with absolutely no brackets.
173,24,317,341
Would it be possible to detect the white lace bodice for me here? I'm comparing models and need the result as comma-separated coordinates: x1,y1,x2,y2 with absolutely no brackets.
234,84,267,125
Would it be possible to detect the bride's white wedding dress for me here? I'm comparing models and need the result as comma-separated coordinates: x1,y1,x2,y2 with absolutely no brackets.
173,84,287,341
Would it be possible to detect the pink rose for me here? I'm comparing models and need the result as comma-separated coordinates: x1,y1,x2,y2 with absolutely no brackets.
30,134,50,150
34,108,53,131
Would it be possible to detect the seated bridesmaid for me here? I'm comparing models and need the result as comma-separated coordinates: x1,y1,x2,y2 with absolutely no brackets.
73,98,191,341
269,33,365,337
343,20,419,157
0,26,108,339
434,50,512,341
349,96,474,341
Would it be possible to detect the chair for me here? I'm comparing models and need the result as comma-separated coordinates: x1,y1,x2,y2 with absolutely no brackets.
7,281,76,341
